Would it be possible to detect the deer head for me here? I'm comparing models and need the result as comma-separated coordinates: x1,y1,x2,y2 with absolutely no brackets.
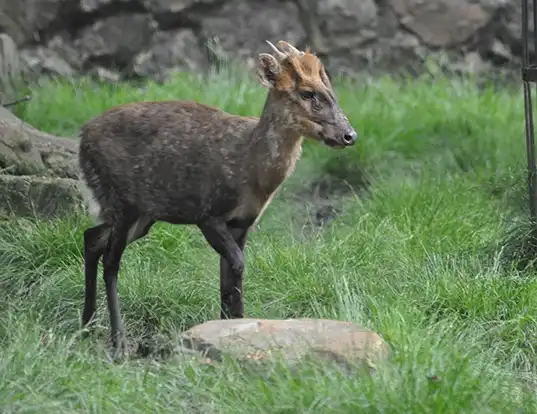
256,40,357,148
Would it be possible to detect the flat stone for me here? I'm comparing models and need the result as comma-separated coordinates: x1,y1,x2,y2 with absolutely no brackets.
181,318,389,370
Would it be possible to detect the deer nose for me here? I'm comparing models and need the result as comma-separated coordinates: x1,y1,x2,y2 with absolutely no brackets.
342,130,357,145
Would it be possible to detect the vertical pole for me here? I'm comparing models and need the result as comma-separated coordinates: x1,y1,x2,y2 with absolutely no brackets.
523,0,537,223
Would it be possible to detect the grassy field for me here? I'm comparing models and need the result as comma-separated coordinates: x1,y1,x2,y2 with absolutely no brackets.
1,67,537,413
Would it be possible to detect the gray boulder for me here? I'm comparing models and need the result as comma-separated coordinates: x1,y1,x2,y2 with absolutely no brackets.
0,106,78,178
0,175,83,219
133,28,207,79
0,106,82,219
0,33,23,103
75,13,155,70
0,0,526,80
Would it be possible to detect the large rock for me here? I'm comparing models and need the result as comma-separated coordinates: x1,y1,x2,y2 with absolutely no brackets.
0,34,22,103
143,0,221,13
0,104,82,219
133,28,207,79
46,33,84,72
391,0,497,47
181,318,389,370
0,106,78,178
20,46,75,77
0,175,83,219
199,0,307,64
0,0,526,80
80,0,135,13
144,0,223,28
0,0,67,45
317,0,378,50
75,13,155,70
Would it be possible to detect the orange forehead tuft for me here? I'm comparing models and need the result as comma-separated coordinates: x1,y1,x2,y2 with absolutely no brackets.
291,54,322,78
276,53,325,90
263,40,327,91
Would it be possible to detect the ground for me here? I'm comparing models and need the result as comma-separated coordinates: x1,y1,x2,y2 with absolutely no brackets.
1,67,536,413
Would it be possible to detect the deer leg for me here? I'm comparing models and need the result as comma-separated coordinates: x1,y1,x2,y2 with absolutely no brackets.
82,223,110,328
102,219,133,359
82,218,154,330
198,220,245,319
219,227,249,319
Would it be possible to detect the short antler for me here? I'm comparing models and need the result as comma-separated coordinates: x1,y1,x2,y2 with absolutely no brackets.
276,41,304,57
265,40,304,61
265,40,287,60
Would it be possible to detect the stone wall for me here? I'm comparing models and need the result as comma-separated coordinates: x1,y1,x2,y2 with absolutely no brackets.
0,0,530,83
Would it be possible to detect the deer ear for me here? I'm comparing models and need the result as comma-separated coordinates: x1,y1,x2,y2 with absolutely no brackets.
256,53,281,89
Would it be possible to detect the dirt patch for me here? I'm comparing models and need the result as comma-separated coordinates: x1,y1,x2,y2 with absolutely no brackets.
293,158,372,227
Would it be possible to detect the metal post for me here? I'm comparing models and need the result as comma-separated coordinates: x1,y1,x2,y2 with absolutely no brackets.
522,0,537,224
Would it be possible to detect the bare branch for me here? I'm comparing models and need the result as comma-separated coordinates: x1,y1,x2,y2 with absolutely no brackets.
2,95,31,108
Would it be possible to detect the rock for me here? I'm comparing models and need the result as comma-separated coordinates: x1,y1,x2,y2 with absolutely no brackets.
0,175,83,219
391,0,495,47
317,0,378,50
198,0,306,63
0,0,67,45
145,0,223,28
0,106,79,178
46,33,84,71
0,34,22,103
0,0,528,83
499,1,526,54
364,31,428,74
92,66,121,82
449,51,492,74
80,0,135,13
143,0,221,13
0,106,81,219
75,14,155,70
181,318,389,370
0,130,43,176
0,33,20,76
133,28,207,79
20,46,75,77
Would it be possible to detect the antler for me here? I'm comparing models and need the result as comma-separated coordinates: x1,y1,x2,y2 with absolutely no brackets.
276,41,304,57
265,40,287,60
265,40,304,60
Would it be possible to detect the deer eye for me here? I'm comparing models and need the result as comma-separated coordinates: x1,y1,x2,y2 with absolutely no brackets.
299,90,316,100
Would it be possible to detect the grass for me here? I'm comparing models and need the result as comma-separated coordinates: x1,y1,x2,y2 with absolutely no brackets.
1,66,537,412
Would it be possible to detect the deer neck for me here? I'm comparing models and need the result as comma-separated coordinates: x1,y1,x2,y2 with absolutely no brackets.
247,91,304,195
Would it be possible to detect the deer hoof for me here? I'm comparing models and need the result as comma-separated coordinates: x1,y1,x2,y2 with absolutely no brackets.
109,333,129,362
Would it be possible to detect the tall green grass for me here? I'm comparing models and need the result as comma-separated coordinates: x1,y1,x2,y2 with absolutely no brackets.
1,68,536,413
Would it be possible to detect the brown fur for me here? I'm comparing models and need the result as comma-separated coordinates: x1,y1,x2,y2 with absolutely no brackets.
274,51,325,91
77,40,357,358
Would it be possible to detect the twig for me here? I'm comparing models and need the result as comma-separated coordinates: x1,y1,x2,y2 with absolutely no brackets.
2,95,31,107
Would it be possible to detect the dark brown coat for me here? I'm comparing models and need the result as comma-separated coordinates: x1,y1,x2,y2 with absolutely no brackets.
78,40,357,358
